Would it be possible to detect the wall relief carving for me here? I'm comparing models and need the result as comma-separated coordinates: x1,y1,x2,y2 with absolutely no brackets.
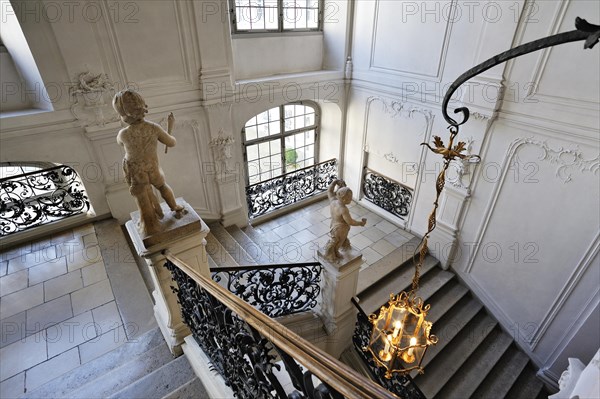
70,70,119,127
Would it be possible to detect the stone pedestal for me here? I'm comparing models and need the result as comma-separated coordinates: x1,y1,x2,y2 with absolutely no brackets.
318,247,362,359
126,198,210,356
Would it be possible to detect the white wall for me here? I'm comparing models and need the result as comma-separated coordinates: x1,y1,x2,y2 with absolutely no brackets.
344,0,600,383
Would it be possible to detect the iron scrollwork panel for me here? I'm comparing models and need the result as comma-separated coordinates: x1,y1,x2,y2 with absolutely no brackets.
0,165,91,236
246,159,337,218
212,265,322,318
362,170,413,219
165,260,341,399
353,312,426,399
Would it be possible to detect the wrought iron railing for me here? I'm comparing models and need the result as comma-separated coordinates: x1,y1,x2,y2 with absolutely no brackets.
211,262,322,318
351,298,426,399
164,254,398,399
362,168,413,220
246,158,337,218
0,165,91,236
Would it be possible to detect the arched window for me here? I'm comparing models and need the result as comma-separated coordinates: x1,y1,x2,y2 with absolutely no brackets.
0,162,91,236
243,102,319,185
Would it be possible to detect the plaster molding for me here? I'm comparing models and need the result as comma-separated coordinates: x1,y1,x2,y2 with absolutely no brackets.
466,135,599,273
447,136,476,190
70,69,119,128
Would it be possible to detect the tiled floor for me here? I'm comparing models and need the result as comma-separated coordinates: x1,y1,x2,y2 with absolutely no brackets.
252,199,415,270
0,224,130,397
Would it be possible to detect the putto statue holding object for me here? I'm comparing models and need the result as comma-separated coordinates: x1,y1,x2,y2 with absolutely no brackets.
113,89,185,236
323,179,367,262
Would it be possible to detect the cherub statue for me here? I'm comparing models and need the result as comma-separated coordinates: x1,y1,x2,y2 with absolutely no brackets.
113,89,184,236
323,179,367,262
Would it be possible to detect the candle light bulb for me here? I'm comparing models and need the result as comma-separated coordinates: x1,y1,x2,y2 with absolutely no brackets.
392,321,402,339
407,337,417,356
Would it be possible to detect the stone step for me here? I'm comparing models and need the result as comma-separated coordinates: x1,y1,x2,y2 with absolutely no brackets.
226,225,274,265
412,295,483,377
358,261,448,315
504,364,545,399
435,329,513,398
67,341,174,398
208,222,257,266
108,355,197,399
23,327,166,399
161,378,208,399
471,345,531,399
356,236,421,294
413,312,497,398
241,225,295,264
205,232,239,268
425,279,470,324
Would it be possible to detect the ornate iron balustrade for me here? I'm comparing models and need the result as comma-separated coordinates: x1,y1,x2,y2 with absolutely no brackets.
0,165,91,236
211,262,322,318
351,300,426,399
246,158,337,218
362,169,413,220
164,255,398,399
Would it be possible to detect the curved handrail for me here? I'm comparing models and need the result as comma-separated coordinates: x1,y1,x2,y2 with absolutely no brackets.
210,261,321,272
166,252,398,399
442,17,600,127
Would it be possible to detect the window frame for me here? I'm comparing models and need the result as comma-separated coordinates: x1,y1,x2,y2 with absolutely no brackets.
243,102,320,186
229,0,324,34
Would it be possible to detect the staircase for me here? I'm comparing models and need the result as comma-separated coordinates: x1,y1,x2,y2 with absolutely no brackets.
202,213,550,399
352,238,549,399
22,327,207,399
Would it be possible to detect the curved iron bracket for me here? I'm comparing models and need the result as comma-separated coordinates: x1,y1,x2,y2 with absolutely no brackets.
442,17,600,128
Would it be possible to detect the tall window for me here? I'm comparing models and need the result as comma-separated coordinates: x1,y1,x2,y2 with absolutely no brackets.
244,103,319,185
230,0,322,33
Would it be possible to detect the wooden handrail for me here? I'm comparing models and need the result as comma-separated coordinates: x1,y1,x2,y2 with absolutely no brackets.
210,261,321,273
165,252,398,399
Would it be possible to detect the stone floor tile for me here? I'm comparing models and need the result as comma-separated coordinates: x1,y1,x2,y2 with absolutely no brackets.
274,236,303,263
0,311,26,349
298,242,319,262
72,223,95,237
364,212,383,227
384,231,411,247
361,247,383,266
82,232,99,248
350,234,373,251
0,372,25,398
375,220,398,234
305,211,326,224
372,239,397,256
0,261,7,277
362,226,386,242
44,270,83,302
26,295,73,334
272,223,298,239
81,261,108,287
395,228,416,239
65,244,103,273
0,242,32,262
292,229,318,246
79,325,127,364
289,218,312,231
0,284,44,320
0,269,28,297
0,331,47,381
50,229,75,244
92,301,123,335
46,311,96,358
71,279,114,316
6,246,58,274
25,347,80,392
308,220,330,237
28,257,68,286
